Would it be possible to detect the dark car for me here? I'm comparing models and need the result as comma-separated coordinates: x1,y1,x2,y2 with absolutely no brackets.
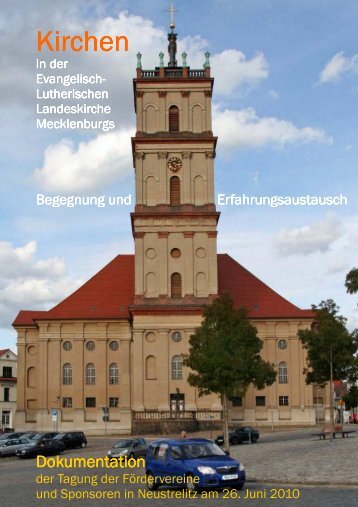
0,432,27,440
107,438,147,459
15,438,65,458
21,432,38,440
0,437,31,457
145,438,245,491
51,432,87,449
215,427,259,446
15,431,65,458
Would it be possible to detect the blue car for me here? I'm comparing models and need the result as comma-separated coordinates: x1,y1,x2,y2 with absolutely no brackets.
145,438,245,492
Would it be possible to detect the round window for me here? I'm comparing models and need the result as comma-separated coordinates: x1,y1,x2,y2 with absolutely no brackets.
170,248,181,259
172,331,182,342
63,341,72,351
86,341,95,351
278,339,287,350
109,341,119,351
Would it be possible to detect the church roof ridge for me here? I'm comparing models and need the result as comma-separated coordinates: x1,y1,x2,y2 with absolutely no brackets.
13,253,313,327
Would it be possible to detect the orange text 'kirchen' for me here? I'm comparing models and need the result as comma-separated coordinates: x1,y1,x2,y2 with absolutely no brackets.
37,31,129,52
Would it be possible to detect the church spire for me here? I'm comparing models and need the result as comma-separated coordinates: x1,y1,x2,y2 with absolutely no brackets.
167,0,178,67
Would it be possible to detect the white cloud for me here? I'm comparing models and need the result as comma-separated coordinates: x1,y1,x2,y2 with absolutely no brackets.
219,215,358,329
268,89,280,99
319,52,358,83
0,241,80,328
210,50,269,94
34,128,134,193
274,214,344,256
213,106,332,151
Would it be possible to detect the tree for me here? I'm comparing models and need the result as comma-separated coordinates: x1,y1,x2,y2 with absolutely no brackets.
343,385,358,423
298,300,358,441
183,293,276,450
345,268,358,295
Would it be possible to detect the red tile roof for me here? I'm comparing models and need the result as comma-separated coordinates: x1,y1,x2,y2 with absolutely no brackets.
12,253,313,326
12,311,48,327
0,349,10,356
218,254,314,319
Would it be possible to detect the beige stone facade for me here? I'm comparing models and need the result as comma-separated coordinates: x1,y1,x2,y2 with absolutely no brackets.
13,29,330,434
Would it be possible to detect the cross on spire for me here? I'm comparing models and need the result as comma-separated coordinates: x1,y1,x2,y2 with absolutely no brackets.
168,1,177,31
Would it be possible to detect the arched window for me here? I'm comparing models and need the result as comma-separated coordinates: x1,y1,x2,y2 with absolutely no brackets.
171,272,182,298
278,362,288,384
63,363,72,385
172,355,183,380
109,363,119,385
169,105,179,132
170,176,180,205
86,363,95,385
146,356,157,380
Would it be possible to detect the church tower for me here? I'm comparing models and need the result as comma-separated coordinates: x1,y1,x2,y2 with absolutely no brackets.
130,17,221,415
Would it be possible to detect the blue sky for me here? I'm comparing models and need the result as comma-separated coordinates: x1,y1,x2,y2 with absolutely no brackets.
0,0,357,350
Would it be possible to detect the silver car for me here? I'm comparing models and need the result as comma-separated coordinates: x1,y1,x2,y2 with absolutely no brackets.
0,437,30,457
107,438,147,459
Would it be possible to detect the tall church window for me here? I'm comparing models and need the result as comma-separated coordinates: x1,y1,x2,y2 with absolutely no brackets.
278,362,288,384
63,363,72,385
109,363,119,384
86,363,96,385
170,176,180,205
171,272,182,298
171,355,183,380
169,105,179,132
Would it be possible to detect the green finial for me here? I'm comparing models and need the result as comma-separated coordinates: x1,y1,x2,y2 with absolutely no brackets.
182,52,187,68
204,51,211,69
136,52,142,69
159,52,164,68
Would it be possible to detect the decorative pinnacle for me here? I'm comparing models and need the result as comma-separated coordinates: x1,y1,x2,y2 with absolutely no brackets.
136,52,142,69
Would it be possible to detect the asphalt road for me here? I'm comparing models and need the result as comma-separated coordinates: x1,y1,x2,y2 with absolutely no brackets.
0,443,357,507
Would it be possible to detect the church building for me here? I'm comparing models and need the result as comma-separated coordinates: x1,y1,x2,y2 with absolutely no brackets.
13,20,327,433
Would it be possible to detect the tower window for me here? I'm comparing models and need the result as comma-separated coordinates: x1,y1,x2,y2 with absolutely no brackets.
169,105,179,132
170,176,180,205
171,273,182,298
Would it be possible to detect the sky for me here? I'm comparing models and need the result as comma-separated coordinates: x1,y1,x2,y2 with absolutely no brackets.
0,0,357,350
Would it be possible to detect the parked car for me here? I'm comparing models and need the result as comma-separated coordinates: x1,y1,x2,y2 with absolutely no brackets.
15,438,65,458
107,438,147,459
0,432,27,440
145,438,245,491
215,427,260,446
0,437,30,457
51,432,87,449
21,432,38,440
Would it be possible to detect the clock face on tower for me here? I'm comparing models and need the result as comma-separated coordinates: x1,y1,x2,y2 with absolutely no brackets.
167,157,182,172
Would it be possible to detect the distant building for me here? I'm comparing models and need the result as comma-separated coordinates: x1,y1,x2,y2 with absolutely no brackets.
0,349,17,431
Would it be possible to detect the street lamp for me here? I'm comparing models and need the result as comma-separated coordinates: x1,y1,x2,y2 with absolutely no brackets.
56,396,60,432
270,383,274,433
316,386,321,426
